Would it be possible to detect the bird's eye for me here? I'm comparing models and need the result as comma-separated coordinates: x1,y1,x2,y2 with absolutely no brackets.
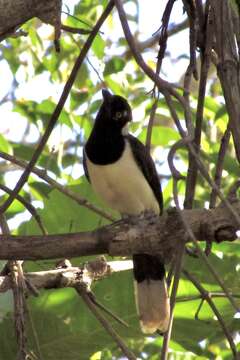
115,112,122,119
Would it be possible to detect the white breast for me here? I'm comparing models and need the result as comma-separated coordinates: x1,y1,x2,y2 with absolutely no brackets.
85,141,160,215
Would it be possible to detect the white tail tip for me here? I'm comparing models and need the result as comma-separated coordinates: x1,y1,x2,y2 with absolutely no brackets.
134,279,170,334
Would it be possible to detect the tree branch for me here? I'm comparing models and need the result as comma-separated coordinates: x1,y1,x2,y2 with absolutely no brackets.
0,183,47,235
0,260,133,293
0,151,114,222
183,269,238,359
0,215,27,360
75,286,137,360
0,0,114,214
0,204,239,261
0,0,61,41
212,0,240,164
184,5,213,208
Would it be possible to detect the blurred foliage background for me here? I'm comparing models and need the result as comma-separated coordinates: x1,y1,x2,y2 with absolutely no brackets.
0,1,239,359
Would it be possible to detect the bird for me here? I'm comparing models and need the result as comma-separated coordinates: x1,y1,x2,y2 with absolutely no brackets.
83,89,170,334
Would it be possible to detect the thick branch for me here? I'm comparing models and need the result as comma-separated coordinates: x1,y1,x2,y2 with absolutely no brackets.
0,0,61,41
0,204,239,261
212,1,240,163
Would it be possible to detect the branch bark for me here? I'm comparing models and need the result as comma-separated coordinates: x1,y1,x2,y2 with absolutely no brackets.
0,260,133,293
211,0,240,164
0,204,238,261
0,0,114,214
0,0,62,41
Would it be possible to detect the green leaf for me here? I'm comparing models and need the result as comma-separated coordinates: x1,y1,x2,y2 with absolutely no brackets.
36,99,55,114
29,181,52,200
42,52,59,72
138,126,180,147
13,100,38,123
204,96,220,113
92,34,105,59
36,100,72,127
0,134,11,153
18,176,117,235
2,45,20,74
0,270,138,360
70,90,89,111
12,143,60,176
215,105,227,120
104,57,125,76
75,62,89,88
89,100,102,114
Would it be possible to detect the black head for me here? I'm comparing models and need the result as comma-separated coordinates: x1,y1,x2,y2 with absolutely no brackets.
100,89,132,129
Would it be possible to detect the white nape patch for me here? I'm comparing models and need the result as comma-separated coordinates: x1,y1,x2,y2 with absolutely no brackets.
86,140,160,215
121,123,129,136
134,279,170,334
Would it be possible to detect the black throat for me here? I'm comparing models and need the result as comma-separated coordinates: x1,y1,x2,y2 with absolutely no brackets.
85,110,125,165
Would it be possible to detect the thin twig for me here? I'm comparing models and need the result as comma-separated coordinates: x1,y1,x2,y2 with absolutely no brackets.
161,249,184,360
184,6,214,209
61,24,91,35
0,151,114,222
0,0,115,215
75,286,137,360
161,180,185,360
165,96,240,310
145,95,159,153
183,0,198,80
194,298,204,320
176,210,240,312
86,57,104,83
183,269,238,359
167,138,187,180
164,93,187,138
25,304,43,360
154,0,176,88
187,142,240,226
0,183,47,235
0,216,27,360
61,10,94,30
146,1,176,157
164,91,240,227
114,0,197,148
114,0,184,98
87,291,129,328
209,126,231,208
136,18,189,53
176,292,240,302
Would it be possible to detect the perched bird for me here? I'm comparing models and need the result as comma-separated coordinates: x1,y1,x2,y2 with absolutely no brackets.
83,89,170,334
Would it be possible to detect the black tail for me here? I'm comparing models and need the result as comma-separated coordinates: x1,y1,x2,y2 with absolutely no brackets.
133,254,170,334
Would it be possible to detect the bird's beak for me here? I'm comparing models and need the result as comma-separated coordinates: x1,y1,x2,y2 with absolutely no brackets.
102,89,112,103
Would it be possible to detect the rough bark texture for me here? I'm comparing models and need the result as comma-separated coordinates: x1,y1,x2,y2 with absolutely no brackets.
0,0,61,39
0,258,113,293
0,204,238,262
212,1,240,163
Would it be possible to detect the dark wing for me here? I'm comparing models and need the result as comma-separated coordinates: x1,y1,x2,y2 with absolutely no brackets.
126,134,163,214
83,148,90,183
